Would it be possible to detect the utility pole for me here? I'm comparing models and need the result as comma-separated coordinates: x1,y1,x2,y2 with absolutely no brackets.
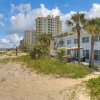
16,47,18,56
14,44,18,56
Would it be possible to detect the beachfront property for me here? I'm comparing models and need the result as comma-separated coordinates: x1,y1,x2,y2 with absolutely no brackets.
23,30,36,46
22,15,100,65
22,16,62,46
54,32,100,64
36,15,62,36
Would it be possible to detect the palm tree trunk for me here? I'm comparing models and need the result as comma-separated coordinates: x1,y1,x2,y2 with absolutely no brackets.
77,30,81,63
89,35,95,67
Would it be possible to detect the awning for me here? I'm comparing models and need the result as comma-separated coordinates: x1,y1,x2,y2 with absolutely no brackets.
67,46,83,50
57,46,69,50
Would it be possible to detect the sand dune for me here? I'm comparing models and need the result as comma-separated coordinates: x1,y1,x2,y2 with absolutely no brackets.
0,56,100,100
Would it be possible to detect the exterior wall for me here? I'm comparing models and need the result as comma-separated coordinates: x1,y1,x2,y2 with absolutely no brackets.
55,32,100,64
24,30,36,46
36,16,62,36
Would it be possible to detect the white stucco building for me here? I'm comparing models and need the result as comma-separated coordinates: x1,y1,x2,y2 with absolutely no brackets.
55,32,100,64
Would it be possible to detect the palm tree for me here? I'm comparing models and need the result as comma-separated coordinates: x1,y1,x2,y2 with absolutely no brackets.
37,33,52,46
66,12,86,63
30,33,52,59
83,18,100,67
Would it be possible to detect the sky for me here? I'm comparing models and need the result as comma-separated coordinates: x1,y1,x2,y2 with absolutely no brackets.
0,0,100,48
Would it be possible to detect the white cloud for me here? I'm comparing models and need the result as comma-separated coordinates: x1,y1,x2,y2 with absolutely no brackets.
0,13,4,19
9,3,100,34
10,4,17,12
0,39,9,45
61,11,76,32
0,13,4,26
0,33,22,48
9,3,61,33
11,3,31,13
87,3,100,18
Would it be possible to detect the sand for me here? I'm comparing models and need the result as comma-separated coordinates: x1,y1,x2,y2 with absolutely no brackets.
0,55,100,100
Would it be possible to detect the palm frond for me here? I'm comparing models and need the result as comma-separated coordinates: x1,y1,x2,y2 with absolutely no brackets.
83,18,100,36
71,12,86,24
72,27,77,33
66,20,73,26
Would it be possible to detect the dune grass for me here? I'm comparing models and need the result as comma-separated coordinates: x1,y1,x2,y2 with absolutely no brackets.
7,55,90,78
87,76,100,100
0,51,7,55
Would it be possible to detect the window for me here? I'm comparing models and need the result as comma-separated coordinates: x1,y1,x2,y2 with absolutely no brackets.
74,39,77,44
67,50,71,55
86,50,89,59
82,37,89,43
86,37,89,42
95,35,100,42
99,35,100,42
82,37,85,43
83,50,85,57
67,40,71,44
83,50,89,59
95,36,98,42
94,50,100,61
60,41,64,46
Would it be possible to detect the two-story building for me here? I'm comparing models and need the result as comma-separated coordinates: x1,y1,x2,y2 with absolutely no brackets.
55,32,100,64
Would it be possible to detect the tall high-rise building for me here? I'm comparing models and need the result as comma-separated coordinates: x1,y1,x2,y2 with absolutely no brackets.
24,30,36,46
36,15,62,36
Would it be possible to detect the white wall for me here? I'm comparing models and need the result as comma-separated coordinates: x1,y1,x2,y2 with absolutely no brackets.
55,32,100,64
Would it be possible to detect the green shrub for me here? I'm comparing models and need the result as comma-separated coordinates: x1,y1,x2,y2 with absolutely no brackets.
12,55,90,78
91,64,99,70
87,76,100,99
20,45,29,52
29,44,49,59
57,50,65,61
30,44,42,59
0,51,7,55
29,33,52,59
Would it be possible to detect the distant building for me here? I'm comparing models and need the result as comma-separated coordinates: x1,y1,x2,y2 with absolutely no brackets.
20,40,24,46
36,15,62,36
24,30,36,46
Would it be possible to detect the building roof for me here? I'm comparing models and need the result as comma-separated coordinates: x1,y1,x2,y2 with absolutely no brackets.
67,46,83,50
57,46,69,50
36,16,60,20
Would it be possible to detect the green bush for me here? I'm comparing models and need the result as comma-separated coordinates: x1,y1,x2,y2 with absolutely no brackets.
57,50,65,61
29,33,52,59
20,45,29,52
91,64,99,70
29,44,49,59
30,44,42,59
87,76,100,99
12,55,90,78
0,51,7,55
